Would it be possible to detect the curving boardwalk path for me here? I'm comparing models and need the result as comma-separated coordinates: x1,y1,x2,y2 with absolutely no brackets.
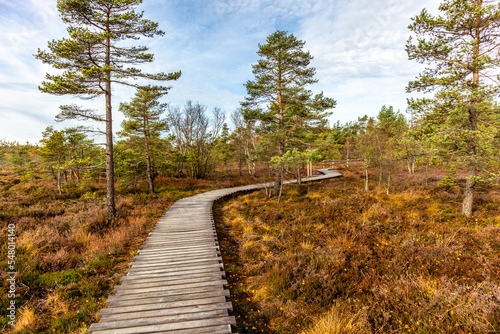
87,169,341,334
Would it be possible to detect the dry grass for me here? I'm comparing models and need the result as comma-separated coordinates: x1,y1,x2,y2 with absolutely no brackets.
216,166,500,334
0,169,269,333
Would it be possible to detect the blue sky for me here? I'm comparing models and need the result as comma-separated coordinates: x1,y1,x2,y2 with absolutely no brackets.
0,0,438,143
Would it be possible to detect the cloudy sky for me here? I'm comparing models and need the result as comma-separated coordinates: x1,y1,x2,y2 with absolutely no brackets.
0,0,438,143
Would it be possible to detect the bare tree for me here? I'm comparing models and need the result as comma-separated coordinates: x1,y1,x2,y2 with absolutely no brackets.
168,101,225,178
231,109,258,176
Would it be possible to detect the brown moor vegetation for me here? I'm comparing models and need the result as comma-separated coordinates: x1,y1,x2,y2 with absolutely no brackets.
0,168,261,333
216,165,500,334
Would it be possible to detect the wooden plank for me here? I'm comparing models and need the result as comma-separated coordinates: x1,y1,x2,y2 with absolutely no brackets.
114,275,223,291
106,290,230,307
99,297,233,322
106,286,226,303
123,268,224,281
88,316,236,334
130,257,223,269
141,241,219,249
100,298,230,316
112,280,227,296
133,253,221,262
134,249,220,259
90,310,229,331
132,254,220,265
138,244,219,253
90,324,233,334
120,273,225,286
126,263,223,275
120,271,224,284
140,240,218,249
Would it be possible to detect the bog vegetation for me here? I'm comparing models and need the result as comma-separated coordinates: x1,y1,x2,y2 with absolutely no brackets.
1,0,500,333
216,166,500,333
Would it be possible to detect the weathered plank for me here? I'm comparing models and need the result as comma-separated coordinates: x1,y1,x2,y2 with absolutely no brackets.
106,290,230,307
99,298,230,317
88,316,236,334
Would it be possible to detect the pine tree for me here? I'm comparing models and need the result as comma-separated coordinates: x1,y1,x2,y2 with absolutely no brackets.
39,127,68,194
242,30,336,195
35,0,181,222
119,87,168,194
406,0,500,217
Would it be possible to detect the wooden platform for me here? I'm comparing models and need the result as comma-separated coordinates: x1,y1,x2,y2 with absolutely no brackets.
87,170,341,334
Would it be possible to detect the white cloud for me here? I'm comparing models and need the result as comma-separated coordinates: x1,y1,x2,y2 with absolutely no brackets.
296,0,439,123
1,0,442,143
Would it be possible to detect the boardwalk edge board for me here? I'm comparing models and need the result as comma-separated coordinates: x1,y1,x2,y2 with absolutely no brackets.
88,169,340,334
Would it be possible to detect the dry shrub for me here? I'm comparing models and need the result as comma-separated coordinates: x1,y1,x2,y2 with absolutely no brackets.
42,248,72,271
43,292,72,317
13,306,37,331
16,216,39,232
17,224,59,254
84,217,146,260
370,275,500,333
307,305,370,334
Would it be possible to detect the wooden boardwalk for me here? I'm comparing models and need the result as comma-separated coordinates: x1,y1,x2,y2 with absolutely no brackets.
87,169,341,334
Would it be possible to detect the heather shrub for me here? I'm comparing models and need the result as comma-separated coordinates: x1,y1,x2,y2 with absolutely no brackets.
217,167,500,333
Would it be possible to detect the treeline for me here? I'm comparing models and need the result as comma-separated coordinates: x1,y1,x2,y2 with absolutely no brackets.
3,102,499,196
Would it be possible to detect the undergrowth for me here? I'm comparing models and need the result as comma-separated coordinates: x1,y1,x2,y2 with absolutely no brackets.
216,167,500,334
0,169,265,333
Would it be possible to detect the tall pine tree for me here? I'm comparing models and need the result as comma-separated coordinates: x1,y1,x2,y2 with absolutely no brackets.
242,30,335,195
119,87,168,194
407,0,500,217
36,0,181,222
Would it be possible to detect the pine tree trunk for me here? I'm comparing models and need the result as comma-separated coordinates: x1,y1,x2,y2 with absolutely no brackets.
273,84,285,196
462,104,478,218
297,164,301,185
277,168,284,203
273,140,285,196
105,12,116,223
346,137,350,168
144,116,154,194
273,165,283,196
145,142,154,194
57,169,62,195
462,31,480,218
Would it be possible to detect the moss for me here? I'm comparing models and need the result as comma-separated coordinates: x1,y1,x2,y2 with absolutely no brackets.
85,254,121,272
36,269,85,288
